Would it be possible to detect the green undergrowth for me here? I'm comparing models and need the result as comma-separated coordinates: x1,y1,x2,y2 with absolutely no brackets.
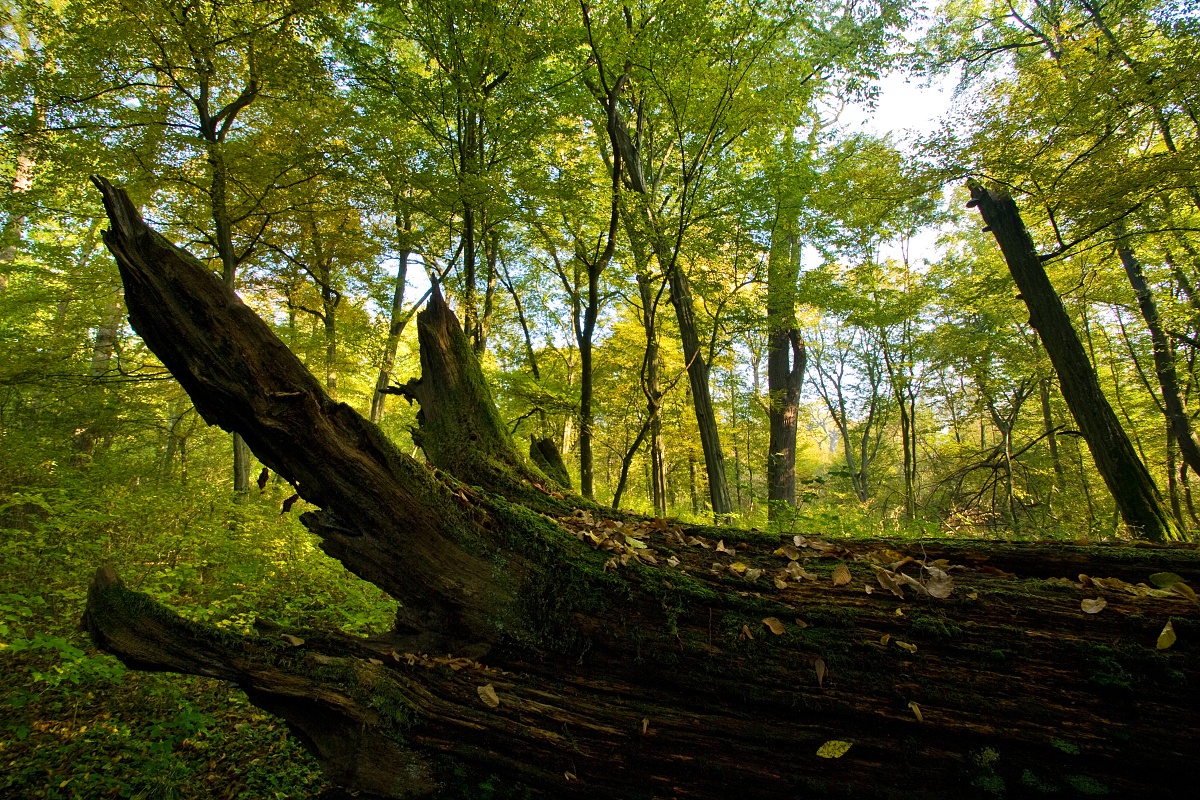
0,461,399,799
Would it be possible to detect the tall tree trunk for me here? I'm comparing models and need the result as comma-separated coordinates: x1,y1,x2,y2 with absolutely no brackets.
0,124,37,292
1116,227,1200,479
664,257,733,516
90,289,124,378
967,181,1182,541
207,141,251,497
627,213,666,517
371,250,411,424
766,209,805,522
85,178,1200,800
1039,375,1066,494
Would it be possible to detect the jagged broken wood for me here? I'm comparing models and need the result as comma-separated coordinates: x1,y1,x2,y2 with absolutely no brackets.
84,177,1200,798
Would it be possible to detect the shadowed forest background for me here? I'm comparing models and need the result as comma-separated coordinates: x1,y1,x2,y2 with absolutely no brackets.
1,0,1198,797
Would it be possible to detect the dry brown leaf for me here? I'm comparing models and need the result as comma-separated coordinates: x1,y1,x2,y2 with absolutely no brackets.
895,607,905,617
1157,620,1177,650
785,561,817,581
873,567,905,598
924,567,954,599
1078,574,1093,587
895,640,917,653
763,617,786,635
832,564,852,586
1171,582,1199,607
477,683,500,709
864,585,875,595
794,618,809,628
729,562,748,575
880,634,892,647
967,592,980,601
667,555,681,568
1081,597,1107,614
564,772,576,781
908,701,923,722
896,571,928,595
367,657,383,665
642,717,650,735
740,624,754,641
774,544,802,560
280,634,305,647
814,657,826,688
745,568,763,582
773,576,789,590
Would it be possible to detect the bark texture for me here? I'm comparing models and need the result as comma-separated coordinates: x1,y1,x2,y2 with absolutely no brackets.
1115,229,1200,478
84,177,1200,799
967,181,1183,542
765,205,805,520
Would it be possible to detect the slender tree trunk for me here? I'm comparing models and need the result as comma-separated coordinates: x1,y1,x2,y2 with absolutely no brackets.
1039,376,1065,493
207,141,251,497
1116,227,1200,479
664,258,732,516
580,331,595,499
371,250,411,424
323,293,338,399
766,211,805,522
627,216,666,517
967,181,1182,540
1167,423,1185,527
90,289,124,378
0,125,36,292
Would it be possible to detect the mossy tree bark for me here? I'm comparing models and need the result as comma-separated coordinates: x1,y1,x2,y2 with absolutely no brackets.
83,177,1200,799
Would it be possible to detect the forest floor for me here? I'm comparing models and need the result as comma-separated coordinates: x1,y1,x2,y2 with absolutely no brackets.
0,460,1116,800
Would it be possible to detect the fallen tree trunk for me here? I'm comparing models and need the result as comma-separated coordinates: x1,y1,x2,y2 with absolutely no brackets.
84,177,1200,799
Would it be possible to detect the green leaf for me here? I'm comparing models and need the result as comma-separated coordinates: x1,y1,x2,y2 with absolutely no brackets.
817,740,852,759
1149,572,1184,589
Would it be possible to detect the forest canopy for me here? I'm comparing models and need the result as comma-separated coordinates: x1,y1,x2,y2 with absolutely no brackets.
2,0,1200,797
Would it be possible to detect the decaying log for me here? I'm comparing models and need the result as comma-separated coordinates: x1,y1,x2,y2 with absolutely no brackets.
84,177,1200,799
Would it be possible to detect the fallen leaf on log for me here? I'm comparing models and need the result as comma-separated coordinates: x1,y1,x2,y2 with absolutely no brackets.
1150,572,1184,588
1081,598,1107,614
908,701,923,722
1173,582,1199,606
832,564,852,586
1157,620,1177,650
816,740,851,758
924,566,954,599
477,683,500,709
763,617,785,635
